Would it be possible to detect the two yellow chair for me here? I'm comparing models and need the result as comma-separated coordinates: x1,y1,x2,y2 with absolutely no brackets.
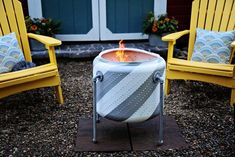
163,0,235,107
0,0,63,104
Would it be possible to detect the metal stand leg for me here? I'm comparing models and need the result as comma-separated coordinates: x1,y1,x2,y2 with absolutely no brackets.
158,80,164,145
92,79,97,143
92,71,103,143
153,72,164,145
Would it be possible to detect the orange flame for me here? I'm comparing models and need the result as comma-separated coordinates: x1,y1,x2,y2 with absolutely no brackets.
116,40,128,62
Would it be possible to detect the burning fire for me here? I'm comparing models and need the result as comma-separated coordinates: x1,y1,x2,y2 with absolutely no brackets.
116,40,129,62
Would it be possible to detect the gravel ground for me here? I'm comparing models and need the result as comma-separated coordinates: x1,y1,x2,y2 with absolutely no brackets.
0,58,234,157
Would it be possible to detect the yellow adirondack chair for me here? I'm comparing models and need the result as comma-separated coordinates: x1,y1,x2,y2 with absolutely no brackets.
0,0,64,104
162,0,235,107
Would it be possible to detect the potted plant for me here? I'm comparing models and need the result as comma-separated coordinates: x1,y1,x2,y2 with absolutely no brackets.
25,16,61,51
143,12,178,47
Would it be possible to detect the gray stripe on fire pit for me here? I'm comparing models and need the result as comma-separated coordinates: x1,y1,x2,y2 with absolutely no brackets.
104,73,157,122
123,86,160,123
96,71,131,102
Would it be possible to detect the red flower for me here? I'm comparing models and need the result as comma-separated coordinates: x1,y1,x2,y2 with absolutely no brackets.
152,22,158,32
31,25,37,31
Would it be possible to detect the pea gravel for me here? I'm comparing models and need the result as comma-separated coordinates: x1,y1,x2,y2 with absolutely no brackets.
0,59,234,156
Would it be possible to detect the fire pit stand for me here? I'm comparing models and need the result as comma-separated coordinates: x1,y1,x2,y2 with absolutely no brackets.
92,48,166,145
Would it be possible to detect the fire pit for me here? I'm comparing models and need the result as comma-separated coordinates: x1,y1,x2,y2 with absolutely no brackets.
92,43,166,145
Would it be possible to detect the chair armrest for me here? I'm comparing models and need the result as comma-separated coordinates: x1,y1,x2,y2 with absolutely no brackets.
162,30,190,42
28,33,61,64
28,33,61,47
231,41,235,48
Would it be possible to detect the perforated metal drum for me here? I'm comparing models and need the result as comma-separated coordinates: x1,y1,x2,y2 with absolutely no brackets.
93,48,165,123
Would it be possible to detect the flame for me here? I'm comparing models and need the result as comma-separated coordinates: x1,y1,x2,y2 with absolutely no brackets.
116,40,128,62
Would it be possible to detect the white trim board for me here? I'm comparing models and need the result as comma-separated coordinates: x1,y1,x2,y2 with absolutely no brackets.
27,0,42,18
154,0,167,18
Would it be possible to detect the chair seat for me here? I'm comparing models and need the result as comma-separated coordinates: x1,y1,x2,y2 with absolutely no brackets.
0,64,58,88
168,58,234,77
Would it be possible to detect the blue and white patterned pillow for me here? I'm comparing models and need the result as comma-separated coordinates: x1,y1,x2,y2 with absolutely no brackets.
191,28,235,64
0,32,25,73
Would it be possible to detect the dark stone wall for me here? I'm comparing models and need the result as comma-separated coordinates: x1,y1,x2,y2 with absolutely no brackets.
19,0,28,16
167,0,193,47
167,0,193,30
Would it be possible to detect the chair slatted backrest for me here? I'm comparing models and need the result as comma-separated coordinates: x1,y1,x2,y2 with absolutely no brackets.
0,0,32,61
187,0,235,60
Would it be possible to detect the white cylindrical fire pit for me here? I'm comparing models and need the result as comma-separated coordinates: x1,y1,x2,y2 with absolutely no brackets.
93,48,165,122
92,48,166,144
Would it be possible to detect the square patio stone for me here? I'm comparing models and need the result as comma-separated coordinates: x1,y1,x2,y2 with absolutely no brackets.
75,116,188,152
